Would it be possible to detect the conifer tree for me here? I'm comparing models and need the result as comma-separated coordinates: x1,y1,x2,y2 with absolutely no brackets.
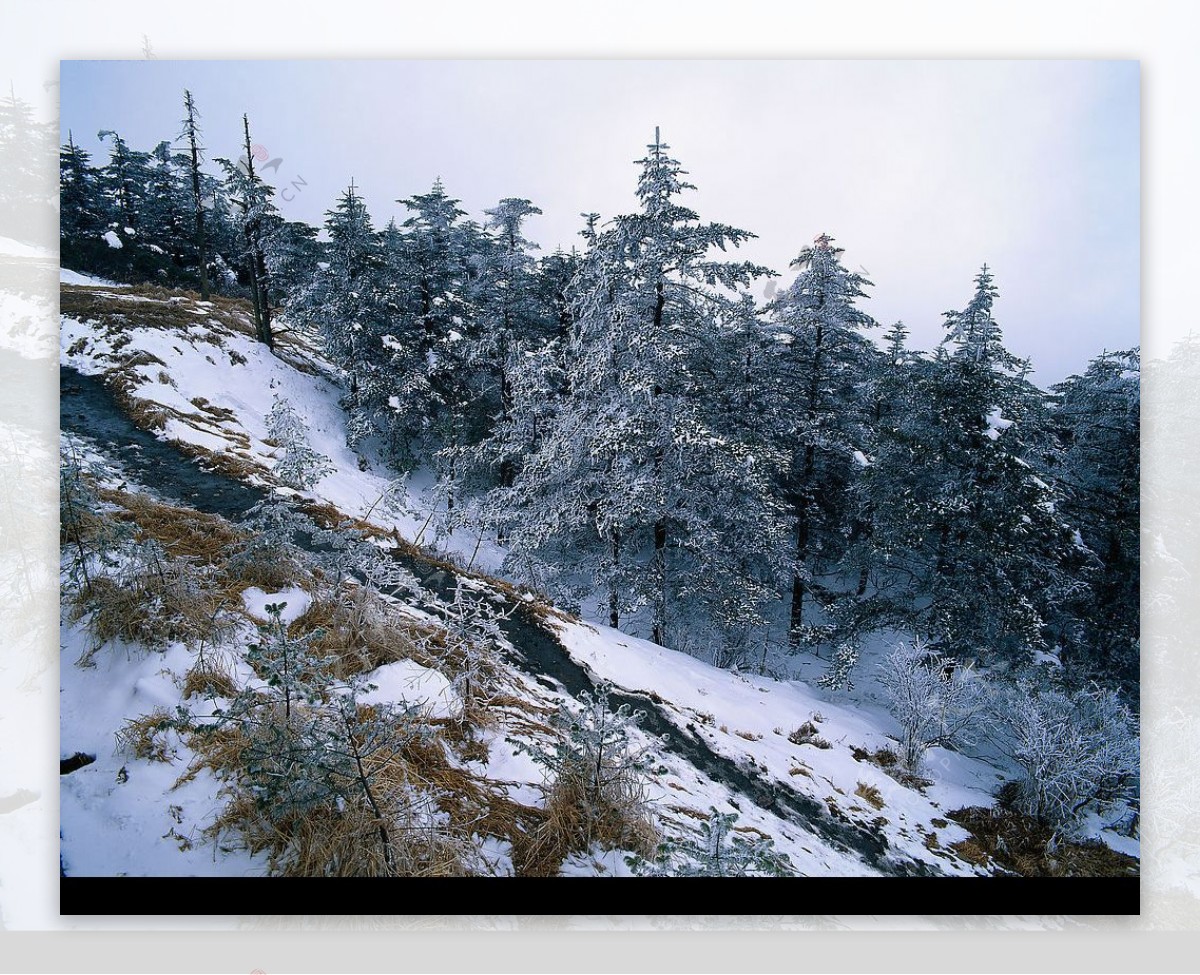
181,90,212,299
488,131,779,653
761,234,878,648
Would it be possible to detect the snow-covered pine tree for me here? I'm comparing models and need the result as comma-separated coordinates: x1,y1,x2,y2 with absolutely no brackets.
760,234,879,649
138,140,195,282
216,115,279,348
869,267,1078,666
488,131,780,657
467,197,548,490
384,180,491,518
96,129,153,240
1049,348,1140,691
0,89,55,239
265,394,335,490
59,132,107,273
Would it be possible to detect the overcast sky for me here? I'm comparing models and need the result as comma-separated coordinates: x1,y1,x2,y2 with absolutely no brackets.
61,59,1138,384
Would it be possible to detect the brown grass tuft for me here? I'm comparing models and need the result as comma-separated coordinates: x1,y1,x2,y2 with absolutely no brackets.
115,708,176,763
948,803,1139,877
182,657,238,700
855,781,886,810
788,721,831,749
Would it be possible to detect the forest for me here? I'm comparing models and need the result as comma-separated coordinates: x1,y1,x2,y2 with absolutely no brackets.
56,91,1140,866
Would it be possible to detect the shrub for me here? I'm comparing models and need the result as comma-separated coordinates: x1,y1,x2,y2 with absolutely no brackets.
266,394,334,490
634,808,793,876
879,639,987,771
996,681,1139,834
511,683,658,874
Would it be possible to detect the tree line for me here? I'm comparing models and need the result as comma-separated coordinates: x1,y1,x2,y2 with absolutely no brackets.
59,97,1139,698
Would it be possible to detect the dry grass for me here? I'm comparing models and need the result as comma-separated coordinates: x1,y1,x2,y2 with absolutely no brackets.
854,781,886,810
100,490,241,563
61,283,259,340
851,745,932,792
69,558,227,655
948,802,1140,877
292,586,433,680
788,721,831,749
187,697,543,878
514,768,658,878
182,656,238,700
115,708,176,763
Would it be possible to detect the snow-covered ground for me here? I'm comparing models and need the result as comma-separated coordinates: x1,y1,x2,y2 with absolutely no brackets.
56,279,1133,880
59,282,504,572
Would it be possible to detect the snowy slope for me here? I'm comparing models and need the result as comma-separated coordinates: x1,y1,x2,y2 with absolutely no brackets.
57,282,1026,879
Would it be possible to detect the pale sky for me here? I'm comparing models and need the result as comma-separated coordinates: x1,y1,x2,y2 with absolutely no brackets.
60,59,1139,384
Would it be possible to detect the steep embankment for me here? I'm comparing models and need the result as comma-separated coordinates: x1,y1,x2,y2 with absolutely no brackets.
59,280,1000,878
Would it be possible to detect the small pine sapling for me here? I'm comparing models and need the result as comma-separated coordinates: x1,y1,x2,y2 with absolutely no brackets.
632,807,794,876
266,394,335,489
511,682,659,867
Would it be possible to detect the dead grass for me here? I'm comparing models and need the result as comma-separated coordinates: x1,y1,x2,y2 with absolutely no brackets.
182,657,238,700
100,490,241,564
292,586,433,681
851,745,932,792
514,764,658,878
61,283,259,341
114,708,176,763
854,781,886,810
69,557,227,654
187,697,544,877
788,721,831,749
948,802,1140,877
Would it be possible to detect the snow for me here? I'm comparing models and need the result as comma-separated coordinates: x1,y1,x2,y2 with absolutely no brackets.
60,267,129,287
551,617,993,875
102,230,124,249
984,409,1013,441
59,617,268,878
62,292,511,572
358,659,458,719
241,586,312,625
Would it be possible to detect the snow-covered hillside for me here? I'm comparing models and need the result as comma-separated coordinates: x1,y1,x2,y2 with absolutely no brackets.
58,281,1135,882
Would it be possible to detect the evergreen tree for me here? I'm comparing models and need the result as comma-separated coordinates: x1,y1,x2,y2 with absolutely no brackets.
1050,348,1140,690
180,89,212,299
868,267,1077,665
217,115,278,348
59,132,107,271
761,234,879,648
487,131,779,656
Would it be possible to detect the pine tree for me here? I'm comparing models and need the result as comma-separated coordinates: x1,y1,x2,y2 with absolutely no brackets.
868,267,1077,665
266,394,335,489
487,131,779,656
59,132,106,272
1050,348,1140,690
761,234,878,648
0,89,55,239
180,90,212,299
97,129,153,236
217,115,278,348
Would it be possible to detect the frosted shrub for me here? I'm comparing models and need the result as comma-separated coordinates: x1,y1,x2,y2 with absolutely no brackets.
999,682,1139,833
511,683,658,870
634,808,793,877
879,639,986,771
